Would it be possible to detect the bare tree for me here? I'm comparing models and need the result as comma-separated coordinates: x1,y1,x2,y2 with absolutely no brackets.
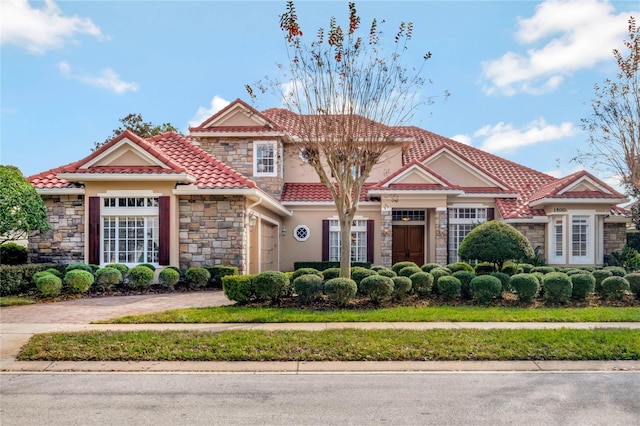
576,16,639,224
248,1,435,277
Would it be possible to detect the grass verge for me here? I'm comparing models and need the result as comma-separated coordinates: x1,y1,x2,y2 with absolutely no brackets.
0,296,36,307
102,305,640,324
18,328,640,361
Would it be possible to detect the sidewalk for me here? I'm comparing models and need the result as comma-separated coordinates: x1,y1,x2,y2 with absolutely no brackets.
2,292,639,373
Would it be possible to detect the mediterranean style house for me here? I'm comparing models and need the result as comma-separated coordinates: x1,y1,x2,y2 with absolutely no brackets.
27,99,630,274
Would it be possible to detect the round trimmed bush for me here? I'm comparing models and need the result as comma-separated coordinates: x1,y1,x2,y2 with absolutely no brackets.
32,271,54,283
185,267,210,289
542,272,572,303
501,264,522,276
377,268,397,278
351,267,377,287
520,263,535,273
94,268,122,292
158,268,180,290
398,265,422,278
392,261,419,275
430,267,451,286
624,273,640,298
491,271,511,293
254,270,290,302
291,268,322,281
600,276,631,301
138,263,157,272
531,266,555,275
44,268,63,278
592,270,613,295
321,267,341,282
127,265,155,290
105,263,129,279
391,276,412,300
437,275,462,301
510,273,539,303
452,270,475,299
63,269,94,294
35,273,62,297
409,271,434,298
603,266,626,277
370,265,389,272
359,275,394,304
65,263,94,274
474,262,496,275
469,275,502,305
446,262,474,273
324,277,357,307
420,263,442,273
222,274,256,304
293,274,324,303
570,273,596,300
0,242,28,265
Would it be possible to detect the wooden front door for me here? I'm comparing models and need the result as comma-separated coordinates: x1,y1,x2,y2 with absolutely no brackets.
392,225,425,265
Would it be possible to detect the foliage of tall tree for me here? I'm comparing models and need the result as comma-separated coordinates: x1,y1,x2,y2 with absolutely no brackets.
248,1,436,277
576,17,639,226
93,113,178,151
0,165,50,244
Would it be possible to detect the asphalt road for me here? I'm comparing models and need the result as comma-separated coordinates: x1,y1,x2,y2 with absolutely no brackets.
1,372,639,425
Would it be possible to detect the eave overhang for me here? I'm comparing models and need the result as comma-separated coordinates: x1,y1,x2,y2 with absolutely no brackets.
529,197,628,207
58,173,196,183
173,186,292,217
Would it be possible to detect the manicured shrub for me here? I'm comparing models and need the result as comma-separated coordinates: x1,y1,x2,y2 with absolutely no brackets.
420,263,441,273
0,243,28,265
437,275,462,301
409,271,434,298
158,268,180,291
127,265,155,290
392,261,419,274
351,267,377,287
324,277,357,307
0,263,58,296
458,221,534,270
446,262,474,273
291,267,322,281
592,269,613,295
94,268,122,292
510,273,539,303
105,263,129,279
565,269,585,276
204,266,238,287
65,263,94,274
370,265,389,272
490,271,511,292
430,267,451,293
542,272,572,303
359,275,394,304
222,274,256,304
185,267,211,290
501,264,522,276
35,273,62,297
63,269,94,294
474,262,496,275
452,270,475,299
469,275,502,305
624,273,640,298
531,266,556,275
377,268,397,278
44,268,63,278
293,274,324,303
254,270,290,302
321,267,341,282
570,273,596,300
519,263,535,273
391,276,412,300
604,266,626,277
138,263,156,272
600,276,631,301
398,265,422,278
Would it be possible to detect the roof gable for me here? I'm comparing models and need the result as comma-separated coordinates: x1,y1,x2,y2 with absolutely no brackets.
190,98,282,133
376,160,456,188
529,170,626,206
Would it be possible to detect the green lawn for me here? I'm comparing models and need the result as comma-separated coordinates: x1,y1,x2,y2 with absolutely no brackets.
102,305,640,324
18,328,640,361
0,296,35,307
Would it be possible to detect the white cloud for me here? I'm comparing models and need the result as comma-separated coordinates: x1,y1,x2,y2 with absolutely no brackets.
543,164,585,178
0,0,106,54
473,118,576,154
482,0,637,96
450,134,471,145
57,61,139,94
188,95,231,128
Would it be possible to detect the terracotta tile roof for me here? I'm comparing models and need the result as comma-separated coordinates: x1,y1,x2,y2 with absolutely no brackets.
189,98,285,133
281,183,375,202
529,170,625,202
27,166,83,189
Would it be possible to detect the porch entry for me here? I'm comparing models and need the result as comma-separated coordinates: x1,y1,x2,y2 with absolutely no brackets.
391,210,426,265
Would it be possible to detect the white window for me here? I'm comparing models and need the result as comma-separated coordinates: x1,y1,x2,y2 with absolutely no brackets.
571,215,590,260
253,141,277,176
549,216,566,264
101,197,159,266
551,212,595,265
294,225,310,242
329,219,367,262
448,207,487,263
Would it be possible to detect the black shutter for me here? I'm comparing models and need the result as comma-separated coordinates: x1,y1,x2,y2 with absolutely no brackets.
88,197,100,265
158,196,170,265
487,208,495,221
366,220,374,263
322,220,329,261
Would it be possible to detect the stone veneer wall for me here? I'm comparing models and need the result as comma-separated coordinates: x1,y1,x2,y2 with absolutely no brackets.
194,137,284,199
178,195,247,273
512,223,546,261
604,222,626,258
379,209,393,267
434,209,448,265
28,195,85,264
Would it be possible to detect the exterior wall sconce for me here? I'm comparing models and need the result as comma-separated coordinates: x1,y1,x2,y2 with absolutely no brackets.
383,225,390,234
248,212,257,230
281,226,286,237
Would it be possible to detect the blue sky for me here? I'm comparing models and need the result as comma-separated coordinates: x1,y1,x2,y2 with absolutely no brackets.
1,0,638,191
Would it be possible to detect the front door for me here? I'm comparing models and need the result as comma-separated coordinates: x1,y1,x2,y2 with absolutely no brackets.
392,225,424,265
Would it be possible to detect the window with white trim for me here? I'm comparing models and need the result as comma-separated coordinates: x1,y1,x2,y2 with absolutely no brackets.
448,208,487,263
101,197,159,266
329,219,367,262
571,215,589,258
253,141,277,176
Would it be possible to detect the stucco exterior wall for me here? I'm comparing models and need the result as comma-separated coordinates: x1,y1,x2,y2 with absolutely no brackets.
28,194,85,264
178,195,246,272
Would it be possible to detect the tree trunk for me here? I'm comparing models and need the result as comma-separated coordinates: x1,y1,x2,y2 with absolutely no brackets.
339,216,353,278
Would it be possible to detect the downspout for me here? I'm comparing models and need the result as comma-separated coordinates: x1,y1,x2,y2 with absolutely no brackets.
246,198,262,274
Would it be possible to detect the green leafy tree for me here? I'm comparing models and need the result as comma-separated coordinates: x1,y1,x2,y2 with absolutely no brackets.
575,17,639,226
248,1,441,278
458,221,534,271
93,113,179,151
0,165,50,244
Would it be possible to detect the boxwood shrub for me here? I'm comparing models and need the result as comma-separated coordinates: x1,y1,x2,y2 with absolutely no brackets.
63,269,94,294
185,267,211,290
501,264,522,276
531,266,556,275
254,270,290,302
291,267,322,281
391,276,412,300
105,263,129,280
437,275,462,301
469,275,502,305
324,277,357,307
624,273,640,298
0,242,28,265
94,268,122,292
392,261,419,275
65,263,94,274
138,263,157,272
600,276,631,300
34,273,62,297
491,271,512,292
409,271,434,298
570,273,596,300
321,267,341,282
474,262,496,275
377,268,397,278
603,266,626,277
351,267,377,287
359,274,394,304
446,262,474,273
222,274,256,304
127,265,155,290
204,266,238,287
420,263,441,273
158,268,180,291
293,274,324,303
398,265,422,278
542,272,572,303
592,269,613,295
452,270,475,299
510,273,539,303
0,263,59,296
